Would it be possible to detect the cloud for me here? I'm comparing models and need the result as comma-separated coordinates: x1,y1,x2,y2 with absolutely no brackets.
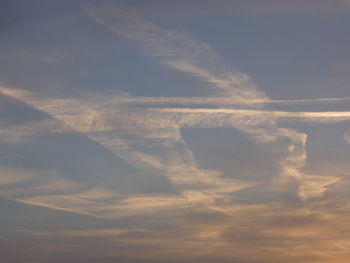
148,107,350,123
69,94,350,108
1,1,347,228
78,0,268,103
0,86,256,187
8,198,350,263
299,175,341,200
0,166,35,186
76,1,350,202
1,84,346,203
0,119,72,143
0,166,82,206
2,2,350,263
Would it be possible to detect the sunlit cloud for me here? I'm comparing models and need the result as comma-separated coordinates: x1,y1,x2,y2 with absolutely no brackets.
1,82,347,202
79,0,268,103
1,1,350,263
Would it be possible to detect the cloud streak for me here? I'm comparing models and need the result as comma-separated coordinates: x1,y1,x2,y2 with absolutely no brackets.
1,81,347,203
66,1,350,202
78,0,268,103
2,2,350,263
0,0,348,226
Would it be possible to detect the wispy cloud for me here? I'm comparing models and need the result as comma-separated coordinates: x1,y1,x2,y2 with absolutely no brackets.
76,0,349,201
2,2,350,263
1,83,347,204
0,0,348,226
0,166,36,186
0,166,82,209
12,199,350,263
79,0,268,103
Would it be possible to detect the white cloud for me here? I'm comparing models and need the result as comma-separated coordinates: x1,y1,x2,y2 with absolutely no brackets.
1,1,348,210
79,1,268,103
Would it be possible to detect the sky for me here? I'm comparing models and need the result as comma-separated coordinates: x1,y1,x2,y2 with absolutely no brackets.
1,0,350,262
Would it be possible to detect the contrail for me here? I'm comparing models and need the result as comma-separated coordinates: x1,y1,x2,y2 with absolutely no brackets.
149,107,350,120
100,95,350,106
